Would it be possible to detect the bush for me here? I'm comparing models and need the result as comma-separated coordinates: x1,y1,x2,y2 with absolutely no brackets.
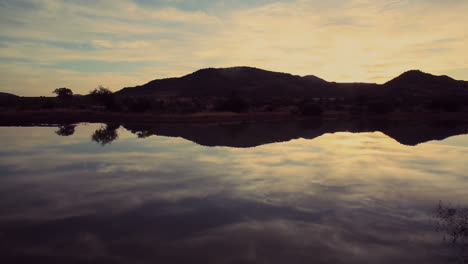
89,86,118,110
53,87,73,99
90,86,113,98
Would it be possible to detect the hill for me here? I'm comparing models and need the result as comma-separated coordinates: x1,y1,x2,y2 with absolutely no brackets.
116,67,467,99
117,66,378,98
0,92,18,97
383,70,468,97
2,67,467,120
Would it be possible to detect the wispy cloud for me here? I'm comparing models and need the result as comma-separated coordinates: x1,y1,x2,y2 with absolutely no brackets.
0,0,467,95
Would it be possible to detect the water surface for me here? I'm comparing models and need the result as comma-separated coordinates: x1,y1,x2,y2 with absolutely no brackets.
1,123,467,263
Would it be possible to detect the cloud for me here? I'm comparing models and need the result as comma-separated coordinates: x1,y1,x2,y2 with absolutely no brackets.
202,0,468,82
0,0,467,95
1,125,467,262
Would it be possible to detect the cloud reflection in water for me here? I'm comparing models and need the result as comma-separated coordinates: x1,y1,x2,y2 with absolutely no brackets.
0,125,467,263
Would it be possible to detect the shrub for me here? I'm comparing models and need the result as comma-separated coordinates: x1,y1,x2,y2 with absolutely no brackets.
53,87,73,99
89,86,118,110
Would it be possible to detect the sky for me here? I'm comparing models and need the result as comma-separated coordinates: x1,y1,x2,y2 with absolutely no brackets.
0,0,467,96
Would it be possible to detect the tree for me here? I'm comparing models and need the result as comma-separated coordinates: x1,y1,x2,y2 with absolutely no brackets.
53,87,73,98
89,85,113,98
89,85,117,110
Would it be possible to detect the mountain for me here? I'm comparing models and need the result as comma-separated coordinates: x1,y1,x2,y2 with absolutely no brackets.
116,67,467,99
117,66,377,98
385,70,458,88
383,70,468,97
0,92,18,97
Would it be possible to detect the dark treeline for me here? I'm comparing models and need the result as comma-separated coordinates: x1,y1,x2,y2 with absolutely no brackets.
1,91,467,117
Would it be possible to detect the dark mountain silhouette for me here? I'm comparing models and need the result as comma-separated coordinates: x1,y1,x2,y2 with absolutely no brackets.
117,66,378,98
383,70,468,97
116,67,467,98
0,92,18,97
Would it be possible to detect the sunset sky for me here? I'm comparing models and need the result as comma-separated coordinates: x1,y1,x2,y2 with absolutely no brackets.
0,0,467,96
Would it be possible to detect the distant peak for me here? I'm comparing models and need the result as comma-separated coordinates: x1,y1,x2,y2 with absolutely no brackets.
398,69,454,79
400,69,428,76
302,75,327,83
188,66,261,75
194,66,260,72
385,69,456,85
183,66,297,80
405,69,424,73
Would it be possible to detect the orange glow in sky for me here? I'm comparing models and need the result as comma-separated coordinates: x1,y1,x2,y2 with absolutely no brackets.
0,0,467,95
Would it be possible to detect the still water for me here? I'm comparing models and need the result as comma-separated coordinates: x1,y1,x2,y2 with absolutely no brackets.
1,123,467,263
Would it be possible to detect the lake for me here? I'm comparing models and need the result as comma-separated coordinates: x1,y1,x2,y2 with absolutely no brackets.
1,123,467,263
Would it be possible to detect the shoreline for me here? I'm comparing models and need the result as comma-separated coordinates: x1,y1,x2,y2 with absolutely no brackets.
1,109,468,126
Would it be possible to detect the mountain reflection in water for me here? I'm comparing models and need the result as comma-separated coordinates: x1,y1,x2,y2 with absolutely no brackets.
54,119,468,147
123,119,468,147
0,123,467,263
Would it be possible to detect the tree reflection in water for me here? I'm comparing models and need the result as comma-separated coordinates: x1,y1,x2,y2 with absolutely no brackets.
136,130,151,138
436,201,468,262
91,124,120,145
55,124,76,136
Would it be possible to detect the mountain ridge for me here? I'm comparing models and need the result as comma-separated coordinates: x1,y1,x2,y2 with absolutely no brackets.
117,66,468,98
0,92,18,97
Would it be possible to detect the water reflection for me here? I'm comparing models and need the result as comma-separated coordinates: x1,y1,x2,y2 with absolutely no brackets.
117,119,468,147
55,124,76,136
91,124,120,145
0,125,467,263
436,201,468,262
